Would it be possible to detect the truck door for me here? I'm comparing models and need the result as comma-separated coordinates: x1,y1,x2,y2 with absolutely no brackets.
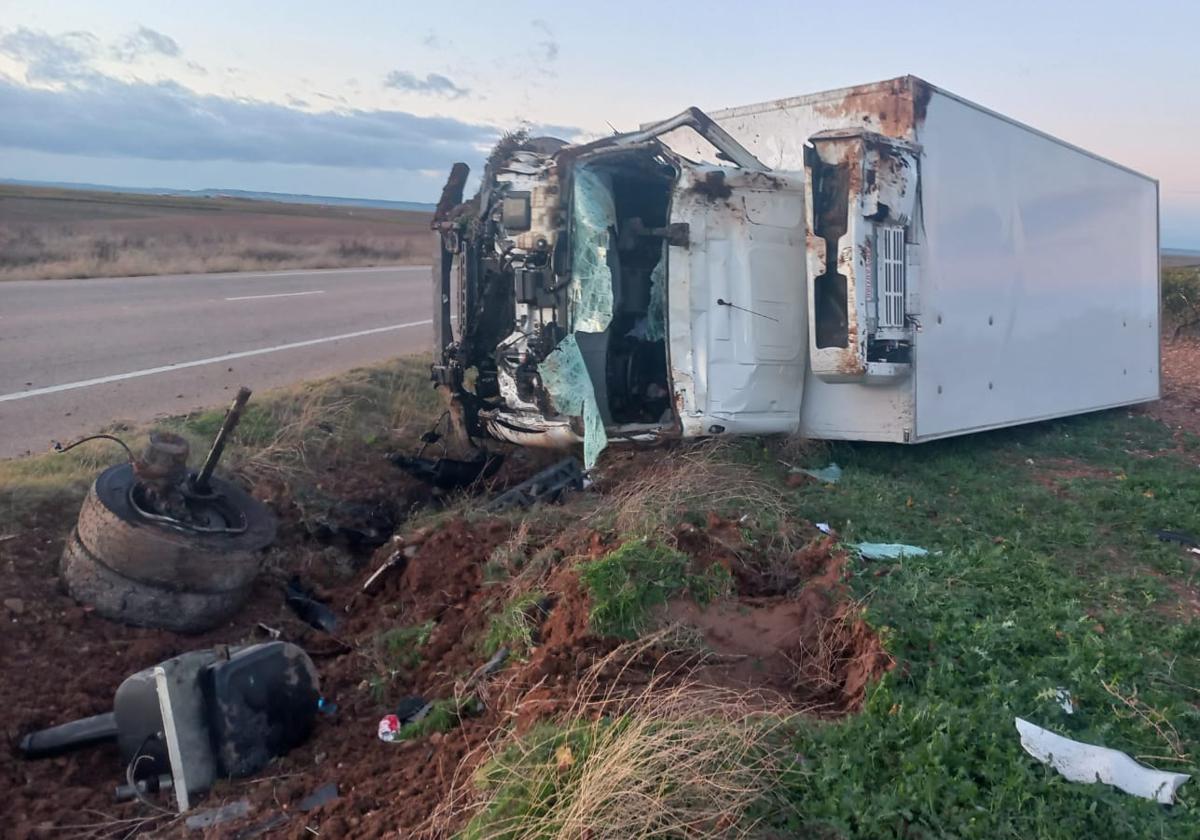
667,164,809,437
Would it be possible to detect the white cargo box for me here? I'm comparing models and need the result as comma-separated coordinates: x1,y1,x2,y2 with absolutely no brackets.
661,76,1160,442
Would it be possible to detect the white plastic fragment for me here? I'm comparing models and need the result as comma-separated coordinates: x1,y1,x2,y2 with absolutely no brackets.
815,523,834,535
854,542,929,561
1054,689,1074,714
1014,718,1189,804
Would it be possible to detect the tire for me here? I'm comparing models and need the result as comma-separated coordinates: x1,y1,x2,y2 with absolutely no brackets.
61,464,276,633
61,531,250,633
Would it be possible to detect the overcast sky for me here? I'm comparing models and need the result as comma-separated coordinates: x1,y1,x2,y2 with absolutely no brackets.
1,0,1197,245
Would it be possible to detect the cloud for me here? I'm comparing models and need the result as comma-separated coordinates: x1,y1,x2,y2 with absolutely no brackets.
0,27,99,83
0,74,501,172
383,69,469,99
112,26,180,62
531,19,559,63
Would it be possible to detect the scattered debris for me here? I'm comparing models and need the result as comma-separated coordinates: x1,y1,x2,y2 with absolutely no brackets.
360,543,417,595
298,782,339,812
1015,718,1190,804
58,389,277,633
255,622,282,640
285,577,339,633
377,714,405,742
388,450,503,489
815,522,835,536
486,457,585,512
394,696,431,724
1054,689,1075,714
467,647,510,687
18,642,320,812
798,463,843,484
185,799,252,830
854,542,929,560
1156,529,1200,548
309,499,398,555
233,812,289,839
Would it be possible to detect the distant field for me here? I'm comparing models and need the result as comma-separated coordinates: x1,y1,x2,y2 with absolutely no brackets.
0,184,432,280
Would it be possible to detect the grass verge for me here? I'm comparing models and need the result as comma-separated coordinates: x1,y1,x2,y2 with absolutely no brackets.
0,354,441,525
770,410,1200,838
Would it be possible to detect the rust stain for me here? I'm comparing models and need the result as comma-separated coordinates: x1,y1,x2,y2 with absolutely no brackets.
690,170,733,200
811,77,924,141
836,318,864,376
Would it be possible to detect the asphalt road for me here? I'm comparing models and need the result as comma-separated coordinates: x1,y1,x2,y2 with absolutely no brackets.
0,265,435,459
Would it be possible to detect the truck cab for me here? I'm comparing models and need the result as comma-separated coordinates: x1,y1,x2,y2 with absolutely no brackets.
431,107,918,466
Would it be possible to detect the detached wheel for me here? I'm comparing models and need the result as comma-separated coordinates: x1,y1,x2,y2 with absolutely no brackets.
61,463,276,634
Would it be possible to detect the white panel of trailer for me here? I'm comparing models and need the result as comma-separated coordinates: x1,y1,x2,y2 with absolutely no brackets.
665,78,1159,443
912,90,1159,439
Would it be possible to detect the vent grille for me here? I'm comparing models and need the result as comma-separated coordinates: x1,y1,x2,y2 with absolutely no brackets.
877,225,906,329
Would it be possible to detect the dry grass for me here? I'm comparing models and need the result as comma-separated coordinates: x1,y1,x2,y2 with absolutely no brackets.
0,354,442,524
592,442,790,539
440,637,803,839
0,185,432,280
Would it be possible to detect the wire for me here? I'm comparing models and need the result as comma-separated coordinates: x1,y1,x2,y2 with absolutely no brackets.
52,434,134,461
125,739,176,815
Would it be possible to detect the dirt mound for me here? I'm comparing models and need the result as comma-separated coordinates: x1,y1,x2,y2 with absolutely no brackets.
667,520,893,714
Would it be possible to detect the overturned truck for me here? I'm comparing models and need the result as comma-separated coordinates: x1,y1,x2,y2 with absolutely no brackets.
430,76,1160,467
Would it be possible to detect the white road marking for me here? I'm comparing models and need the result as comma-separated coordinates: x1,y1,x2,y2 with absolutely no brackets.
0,319,433,403
225,289,326,302
214,265,424,279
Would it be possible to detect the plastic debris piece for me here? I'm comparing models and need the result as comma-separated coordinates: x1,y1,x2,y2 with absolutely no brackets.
378,714,402,742
569,166,616,333
185,799,251,830
232,812,288,839
486,457,584,512
284,577,338,633
815,523,834,536
298,782,338,812
1014,718,1189,804
799,463,843,484
854,542,929,560
467,647,510,688
538,334,607,469
1054,689,1074,714
394,696,430,724
1155,529,1200,548
317,697,337,717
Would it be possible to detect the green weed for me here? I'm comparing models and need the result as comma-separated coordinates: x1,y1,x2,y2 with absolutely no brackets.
481,591,548,657
578,539,732,639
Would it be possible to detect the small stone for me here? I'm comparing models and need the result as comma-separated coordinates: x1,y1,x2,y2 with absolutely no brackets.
4,598,25,615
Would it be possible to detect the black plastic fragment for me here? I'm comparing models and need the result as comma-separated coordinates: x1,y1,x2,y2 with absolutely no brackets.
486,457,584,512
388,450,503,489
1156,529,1200,548
285,577,339,633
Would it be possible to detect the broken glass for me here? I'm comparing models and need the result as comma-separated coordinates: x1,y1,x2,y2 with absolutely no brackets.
537,333,608,468
569,165,616,334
